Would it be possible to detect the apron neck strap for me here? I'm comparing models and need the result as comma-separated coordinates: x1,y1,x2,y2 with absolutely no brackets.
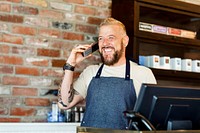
95,64,104,78
95,59,131,80
125,59,130,80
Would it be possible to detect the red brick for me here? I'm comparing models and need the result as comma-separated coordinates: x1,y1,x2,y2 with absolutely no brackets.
73,71,81,79
87,17,103,25
0,97,22,106
0,33,2,41
97,9,111,18
42,69,63,77
12,46,35,55
63,0,84,4
76,24,97,34
2,76,29,85
23,0,47,7
25,98,50,106
37,48,60,57
39,9,64,19
0,44,9,54
15,66,40,76
63,32,84,41
24,37,49,47
12,87,38,96
11,107,36,116
0,14,23,23
24,17,49,27
39,28,61,38
13,6,38,15
6,0,21,3
2,34,23,45
30,78,52,87
50,40,66,49
85,0,111,8
26,58,49,67
0,3,11,12
52,59,65,67
75,5,96,15
0,118,21,122
12,25,36,36
0,65,13,74
0,55,23,65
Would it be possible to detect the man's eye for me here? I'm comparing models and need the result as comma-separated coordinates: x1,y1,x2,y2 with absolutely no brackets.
108,36,115,40
98,37,103,41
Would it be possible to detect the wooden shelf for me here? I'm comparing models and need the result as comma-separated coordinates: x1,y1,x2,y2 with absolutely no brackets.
151,68,200,83
112,0,200,85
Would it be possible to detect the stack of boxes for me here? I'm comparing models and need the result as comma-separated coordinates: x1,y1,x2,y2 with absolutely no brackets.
139,55,200,73
138,21,199,72
139,22,196,39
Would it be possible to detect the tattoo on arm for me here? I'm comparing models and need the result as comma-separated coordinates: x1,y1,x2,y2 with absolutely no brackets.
68,88,79,103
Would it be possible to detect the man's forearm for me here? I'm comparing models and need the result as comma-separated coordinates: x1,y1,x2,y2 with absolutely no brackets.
59,70,74,106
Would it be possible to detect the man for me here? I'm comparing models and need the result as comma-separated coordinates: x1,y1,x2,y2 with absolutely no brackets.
58,18,157,129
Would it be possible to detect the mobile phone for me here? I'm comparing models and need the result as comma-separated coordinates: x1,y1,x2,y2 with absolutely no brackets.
82,42,99,57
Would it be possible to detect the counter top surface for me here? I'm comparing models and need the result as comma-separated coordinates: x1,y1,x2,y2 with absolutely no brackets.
0,122,80,133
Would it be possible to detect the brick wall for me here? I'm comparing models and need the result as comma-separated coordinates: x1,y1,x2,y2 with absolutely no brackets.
0,0,111,122
0,0,199,122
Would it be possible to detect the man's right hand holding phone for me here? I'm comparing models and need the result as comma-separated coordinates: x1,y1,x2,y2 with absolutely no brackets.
67,43,98,67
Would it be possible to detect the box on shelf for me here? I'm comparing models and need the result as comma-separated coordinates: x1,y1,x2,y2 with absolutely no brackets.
147,55,160,68
139,22,196,39
160,56,170,69
181,30,196,39
152,25,167,34
139,55,146,66
192,60,200,72
167,27,181,37
139,22,153,32
181,59,192,72
170,58,182,71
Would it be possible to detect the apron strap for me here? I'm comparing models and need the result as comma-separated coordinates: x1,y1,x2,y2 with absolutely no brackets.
95,64,104,78
125,59,130,80
95,59,131,80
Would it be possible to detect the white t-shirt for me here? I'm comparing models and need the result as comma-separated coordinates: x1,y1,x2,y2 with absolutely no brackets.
73,61,157,99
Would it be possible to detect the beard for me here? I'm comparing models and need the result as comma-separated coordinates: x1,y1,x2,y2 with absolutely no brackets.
100,43,124,66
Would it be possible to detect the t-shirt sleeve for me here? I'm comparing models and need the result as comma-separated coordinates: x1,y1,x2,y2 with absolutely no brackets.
144,67,157,84
130,62,157,96
73,65,99,99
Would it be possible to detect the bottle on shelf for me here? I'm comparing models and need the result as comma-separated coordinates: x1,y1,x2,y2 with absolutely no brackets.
79,107,84,122
52,101,58,122
64,108,72,122
74,107,79,122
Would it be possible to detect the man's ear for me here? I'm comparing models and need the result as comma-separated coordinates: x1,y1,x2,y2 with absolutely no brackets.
123,35,129,47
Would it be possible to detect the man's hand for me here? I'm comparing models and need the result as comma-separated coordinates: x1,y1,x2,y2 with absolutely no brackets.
67,44,91,66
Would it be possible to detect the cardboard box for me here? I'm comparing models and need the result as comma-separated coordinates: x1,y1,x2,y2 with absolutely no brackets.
181,59,192,72
139,55,146,66
170,58,181,71
192,60,200,72
152,25,167,34
160,56,170,69
147,55,160,68
168,27,181,36
181,30,196,39
139,22,153,32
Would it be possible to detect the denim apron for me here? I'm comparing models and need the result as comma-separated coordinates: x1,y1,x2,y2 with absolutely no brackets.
81,59,136,130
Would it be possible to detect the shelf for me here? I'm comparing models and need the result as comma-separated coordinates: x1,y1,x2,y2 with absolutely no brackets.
136,31,200,47
151,68,200,83
112,0,200,85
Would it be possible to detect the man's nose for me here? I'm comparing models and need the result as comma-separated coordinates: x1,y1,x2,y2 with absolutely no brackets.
101,38,109,46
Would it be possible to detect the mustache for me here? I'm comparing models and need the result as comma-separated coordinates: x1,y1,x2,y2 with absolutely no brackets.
101,46,114,49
